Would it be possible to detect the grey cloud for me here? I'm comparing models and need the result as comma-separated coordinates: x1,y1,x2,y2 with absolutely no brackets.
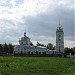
0,19,25,44
0,0,74,45
24,5,74,41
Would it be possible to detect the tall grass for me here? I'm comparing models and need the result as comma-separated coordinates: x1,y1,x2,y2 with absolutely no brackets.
0,57,75,75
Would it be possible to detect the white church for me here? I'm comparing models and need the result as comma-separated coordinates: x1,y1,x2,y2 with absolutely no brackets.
14,24,64,55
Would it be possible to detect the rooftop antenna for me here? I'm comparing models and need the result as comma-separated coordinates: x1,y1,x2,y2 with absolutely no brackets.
57,19,60,29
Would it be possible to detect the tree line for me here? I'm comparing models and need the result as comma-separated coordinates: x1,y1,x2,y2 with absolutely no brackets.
36,42,75,55
64,47,75,55
0,42,75,55
0,43,14,55
37,42,55,50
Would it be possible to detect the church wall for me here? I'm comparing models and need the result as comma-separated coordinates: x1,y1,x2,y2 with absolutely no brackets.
14,25,65,55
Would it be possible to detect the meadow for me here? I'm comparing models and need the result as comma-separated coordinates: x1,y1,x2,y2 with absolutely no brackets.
0,56,75,75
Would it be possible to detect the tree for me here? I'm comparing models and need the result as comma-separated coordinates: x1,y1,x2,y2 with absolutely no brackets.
3,43,9,54
36,42,40,46
30,42,34,46
64,47,75,55
36,42,46,47
8,43,14,54
64,47,71,55
47,43,53,50
72,47,75,53
0,44,3,53
52,45,55,50
71,47,75,55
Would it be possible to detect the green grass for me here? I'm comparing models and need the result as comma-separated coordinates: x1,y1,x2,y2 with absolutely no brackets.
0,56,75,75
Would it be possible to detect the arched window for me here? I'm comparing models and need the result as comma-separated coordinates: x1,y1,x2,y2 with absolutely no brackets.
21,42,23,44
31,52,33,54
21,51,22,54
42,52,46,54
27,51,30,54
39,52,41,54
58,35,61,41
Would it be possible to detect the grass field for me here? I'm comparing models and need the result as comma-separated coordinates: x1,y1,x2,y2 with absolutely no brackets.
0,57,75,75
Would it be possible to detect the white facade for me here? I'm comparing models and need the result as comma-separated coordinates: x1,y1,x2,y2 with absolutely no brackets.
19,32,31,46
14,24,64,55
56,25,64,54
14,32,51,54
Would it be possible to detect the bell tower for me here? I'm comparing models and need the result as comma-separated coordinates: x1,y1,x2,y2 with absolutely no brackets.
56,23,64,54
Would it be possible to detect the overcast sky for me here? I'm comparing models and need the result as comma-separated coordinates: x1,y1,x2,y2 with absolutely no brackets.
0,0,74,48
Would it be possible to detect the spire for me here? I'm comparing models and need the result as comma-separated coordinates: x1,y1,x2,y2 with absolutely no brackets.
24,32,26,34
24,32,26,37
59,19,61,27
